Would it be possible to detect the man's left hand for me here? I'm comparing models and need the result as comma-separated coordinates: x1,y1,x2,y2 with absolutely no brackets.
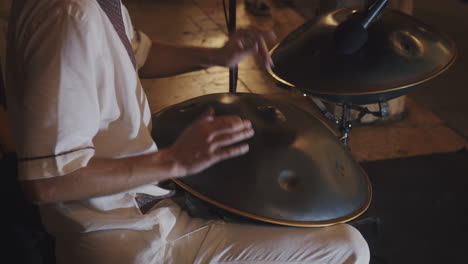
217,28,276,68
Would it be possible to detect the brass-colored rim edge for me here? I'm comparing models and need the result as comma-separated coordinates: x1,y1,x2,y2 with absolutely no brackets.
173,175,372,227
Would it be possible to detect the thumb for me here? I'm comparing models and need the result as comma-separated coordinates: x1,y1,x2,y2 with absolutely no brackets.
197,107,215,121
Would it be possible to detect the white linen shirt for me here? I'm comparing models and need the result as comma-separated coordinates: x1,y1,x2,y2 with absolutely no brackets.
6,0,173,232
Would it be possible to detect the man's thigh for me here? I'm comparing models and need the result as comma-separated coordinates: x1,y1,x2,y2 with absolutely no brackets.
55,228,164,264
169,221,370,264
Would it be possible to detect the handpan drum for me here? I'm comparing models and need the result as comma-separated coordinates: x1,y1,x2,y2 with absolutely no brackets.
268,8,457,105
151,93,372,227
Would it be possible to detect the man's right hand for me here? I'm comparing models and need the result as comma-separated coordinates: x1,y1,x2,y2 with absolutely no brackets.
167,107,255,178
21,107,254,204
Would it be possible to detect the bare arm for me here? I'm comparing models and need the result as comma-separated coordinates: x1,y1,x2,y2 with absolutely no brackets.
138,29,276,79
22,109,254,204
22,149,177,204
138,41,221,78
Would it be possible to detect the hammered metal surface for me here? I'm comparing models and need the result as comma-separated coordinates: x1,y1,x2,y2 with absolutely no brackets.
269,8,456,104
152,93,371,225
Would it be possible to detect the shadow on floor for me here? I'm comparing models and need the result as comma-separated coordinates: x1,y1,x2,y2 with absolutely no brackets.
356,149,468,264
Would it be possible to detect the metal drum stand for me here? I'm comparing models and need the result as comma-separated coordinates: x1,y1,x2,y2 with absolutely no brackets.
311,98,390,146
268,2,456,146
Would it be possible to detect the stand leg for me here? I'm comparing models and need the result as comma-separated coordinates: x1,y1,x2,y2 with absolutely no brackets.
228,0,238,93
340,103,352,146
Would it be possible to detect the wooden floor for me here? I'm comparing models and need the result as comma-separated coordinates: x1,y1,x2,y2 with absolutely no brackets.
125,0,468,162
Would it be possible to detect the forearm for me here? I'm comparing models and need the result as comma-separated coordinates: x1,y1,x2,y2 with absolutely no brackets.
22,149,180,204
21,105,254,204
138,29,275,78
138,40,224,78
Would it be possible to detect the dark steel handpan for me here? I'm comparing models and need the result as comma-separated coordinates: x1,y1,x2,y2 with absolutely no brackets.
268,8,457,105
152,93,372,227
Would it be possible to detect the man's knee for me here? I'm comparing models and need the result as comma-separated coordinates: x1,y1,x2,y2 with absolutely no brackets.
335,224,370,264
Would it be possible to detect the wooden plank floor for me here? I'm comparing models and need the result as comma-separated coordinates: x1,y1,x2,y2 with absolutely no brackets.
125,0,468,162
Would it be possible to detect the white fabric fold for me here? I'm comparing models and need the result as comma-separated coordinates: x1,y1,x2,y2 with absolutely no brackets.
87,184,172,211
